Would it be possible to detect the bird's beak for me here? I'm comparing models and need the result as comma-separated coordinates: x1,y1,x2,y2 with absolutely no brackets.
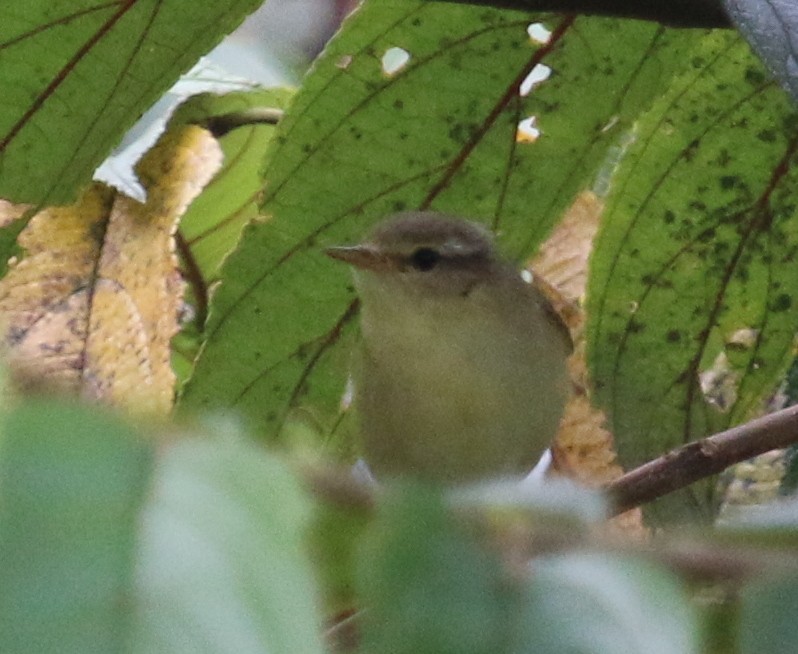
325,244,392,271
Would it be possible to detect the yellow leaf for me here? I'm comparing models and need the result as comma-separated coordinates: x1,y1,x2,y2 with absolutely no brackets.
0,125,222,415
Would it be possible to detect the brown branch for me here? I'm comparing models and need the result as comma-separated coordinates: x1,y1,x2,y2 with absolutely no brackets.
202,107,284,138
435,0,730,28
301,405,798,520
607,404,798,516
175,229,208,328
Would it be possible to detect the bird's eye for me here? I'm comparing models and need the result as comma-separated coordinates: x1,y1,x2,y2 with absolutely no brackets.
409,247,440,271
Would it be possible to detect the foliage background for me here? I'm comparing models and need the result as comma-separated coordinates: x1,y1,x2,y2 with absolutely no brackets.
2,0,798,652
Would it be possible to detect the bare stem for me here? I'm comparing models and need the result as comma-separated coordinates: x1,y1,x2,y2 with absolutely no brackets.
607,404,798,516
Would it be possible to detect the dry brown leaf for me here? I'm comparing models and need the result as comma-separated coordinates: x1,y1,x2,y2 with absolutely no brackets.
529,190,645,536
0,124,222,414
531,190,603,305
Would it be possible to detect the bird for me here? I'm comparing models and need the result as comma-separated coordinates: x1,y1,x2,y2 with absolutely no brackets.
326,211,572,484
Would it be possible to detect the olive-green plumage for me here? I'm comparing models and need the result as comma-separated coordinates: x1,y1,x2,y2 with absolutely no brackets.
327,212,571,483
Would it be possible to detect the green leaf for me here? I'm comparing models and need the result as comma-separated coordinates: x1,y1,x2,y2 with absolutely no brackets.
358,483,510,654
0,400,153,654
130,423,324,654
517,553,698,654
169,88,294,383
740,574,798,654
0,0,263,204
587,31,798,523
357,484,697,654
182,1,701,442
173,89,295,287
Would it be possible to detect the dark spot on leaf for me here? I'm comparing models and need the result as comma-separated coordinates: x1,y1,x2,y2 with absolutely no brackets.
782,247,798,263
393,99,404,110
663,210,675,224
266,411,277,422
698,228,715,242
393,200,407,211
683,139,700,161
771,293,792,312
449,124,466,142
783,114,798,133
628,319,644,334
744,68,766,86
757,129,777,143
691,57,706,69
302,143,312,153
720,176,738,190
398,132,408,140
666,330,681,343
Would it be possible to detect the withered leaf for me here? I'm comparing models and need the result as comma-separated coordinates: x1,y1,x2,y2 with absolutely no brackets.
0,125,223,414
530,191,643,533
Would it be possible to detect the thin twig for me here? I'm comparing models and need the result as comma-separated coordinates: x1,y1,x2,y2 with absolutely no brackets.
175,229,208,328
202,108,284,138
607,404,798,516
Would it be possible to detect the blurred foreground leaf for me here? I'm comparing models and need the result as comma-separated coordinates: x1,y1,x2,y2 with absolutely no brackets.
358,484,509,654
131,425,325,654
0,401,153,654
740,574,798,654
519,554,697,654
357,483,697,654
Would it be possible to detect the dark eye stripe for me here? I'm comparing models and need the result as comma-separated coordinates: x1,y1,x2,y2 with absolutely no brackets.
409,247,440,271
